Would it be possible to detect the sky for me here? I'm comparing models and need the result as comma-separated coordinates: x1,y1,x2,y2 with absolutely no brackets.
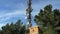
0,0,60,29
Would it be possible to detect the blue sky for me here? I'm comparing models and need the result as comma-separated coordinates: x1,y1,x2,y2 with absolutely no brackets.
0,0,60,29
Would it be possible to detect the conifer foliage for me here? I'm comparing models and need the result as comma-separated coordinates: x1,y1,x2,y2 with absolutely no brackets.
0,19,26,34
34,4,60,34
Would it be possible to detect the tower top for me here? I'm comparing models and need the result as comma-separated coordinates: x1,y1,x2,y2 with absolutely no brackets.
26,0,33,28
26,0,32,13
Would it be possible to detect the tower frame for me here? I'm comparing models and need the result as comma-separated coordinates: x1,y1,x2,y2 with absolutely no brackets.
26,0,33,28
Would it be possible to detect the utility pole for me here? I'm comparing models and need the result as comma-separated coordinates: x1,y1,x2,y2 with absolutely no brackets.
26,0,33,28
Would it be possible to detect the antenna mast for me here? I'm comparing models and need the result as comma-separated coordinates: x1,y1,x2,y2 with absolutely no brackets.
26,0,33,28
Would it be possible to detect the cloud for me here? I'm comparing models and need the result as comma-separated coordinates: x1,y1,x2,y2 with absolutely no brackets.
0,10,25,17
0,23,6,30
0,10,26,29
0,10,26,23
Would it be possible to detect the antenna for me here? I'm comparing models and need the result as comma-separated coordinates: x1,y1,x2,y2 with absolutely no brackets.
26,0,33,28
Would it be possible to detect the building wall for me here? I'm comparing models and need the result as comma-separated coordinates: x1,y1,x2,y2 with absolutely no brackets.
29,26,39,34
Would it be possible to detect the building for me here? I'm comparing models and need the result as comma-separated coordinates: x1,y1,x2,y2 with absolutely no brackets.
29,26,42,34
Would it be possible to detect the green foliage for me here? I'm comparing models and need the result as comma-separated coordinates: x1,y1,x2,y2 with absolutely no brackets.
34,4,60,34
0,19,26,34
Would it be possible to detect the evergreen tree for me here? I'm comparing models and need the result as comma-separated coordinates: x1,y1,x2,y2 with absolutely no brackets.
1,19,26,34
34,4,60,34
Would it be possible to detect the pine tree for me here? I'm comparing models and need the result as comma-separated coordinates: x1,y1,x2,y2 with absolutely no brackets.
1,19,26,34
34,4,60,34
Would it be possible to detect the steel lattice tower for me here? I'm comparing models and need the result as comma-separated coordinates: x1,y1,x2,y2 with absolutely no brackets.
26,0,33,28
